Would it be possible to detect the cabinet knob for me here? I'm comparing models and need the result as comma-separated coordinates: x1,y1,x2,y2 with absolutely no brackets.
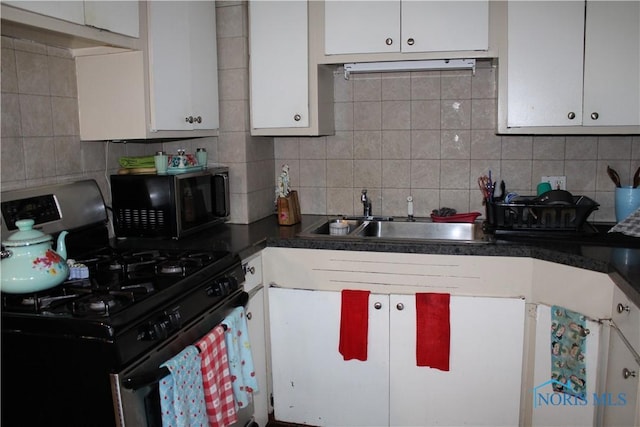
406,38,415,46
374,302,382,310
385,38,393,46
247,311,252,320
185,116,194,124
294,114,301,122
623,368,636,379
567,112,576,120
396,302,404,311
194,116,202,124
617,303,630,314
590,112,599,120
243,264,255,275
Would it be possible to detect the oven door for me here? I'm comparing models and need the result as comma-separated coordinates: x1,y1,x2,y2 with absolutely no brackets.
110,289,256,427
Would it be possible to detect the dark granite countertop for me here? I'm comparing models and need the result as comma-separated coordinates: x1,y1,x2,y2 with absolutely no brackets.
114,214,640,308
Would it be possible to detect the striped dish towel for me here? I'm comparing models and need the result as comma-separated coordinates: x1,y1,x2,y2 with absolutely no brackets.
196,325,238,427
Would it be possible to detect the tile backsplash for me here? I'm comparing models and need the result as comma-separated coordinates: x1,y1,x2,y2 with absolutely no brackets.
275,61,639,222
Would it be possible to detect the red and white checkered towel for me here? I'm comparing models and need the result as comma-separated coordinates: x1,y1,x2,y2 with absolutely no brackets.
195,325,238,427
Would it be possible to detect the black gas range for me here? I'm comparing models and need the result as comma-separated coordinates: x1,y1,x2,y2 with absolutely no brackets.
1,180,251,427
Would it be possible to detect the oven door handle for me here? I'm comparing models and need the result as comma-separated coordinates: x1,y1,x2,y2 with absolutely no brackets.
121,290,248,391
122,367,171,391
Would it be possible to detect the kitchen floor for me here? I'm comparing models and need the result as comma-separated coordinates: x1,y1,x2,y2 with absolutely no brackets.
266,415,309,427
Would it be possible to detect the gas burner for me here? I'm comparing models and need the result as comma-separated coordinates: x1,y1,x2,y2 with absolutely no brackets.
20,294,80,311
155,256,206,276
158,262,186,275
72,293,134,316
109,250,168,274
120,281,155,295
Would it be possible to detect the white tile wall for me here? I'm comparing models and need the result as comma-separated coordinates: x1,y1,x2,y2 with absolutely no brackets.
275,62,640,222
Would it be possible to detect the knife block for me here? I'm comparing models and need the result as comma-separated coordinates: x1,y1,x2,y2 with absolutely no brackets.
277,191,301,226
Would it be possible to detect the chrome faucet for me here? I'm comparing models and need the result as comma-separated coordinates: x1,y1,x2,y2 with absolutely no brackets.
361,189,372,217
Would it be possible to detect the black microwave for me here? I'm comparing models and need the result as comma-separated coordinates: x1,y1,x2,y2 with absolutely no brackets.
110,167,229,239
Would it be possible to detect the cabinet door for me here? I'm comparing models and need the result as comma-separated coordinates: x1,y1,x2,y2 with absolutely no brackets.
148,1,218,131
4,0,84,25
401,1,488,53
246,286,269,427
389,295,525,426
324,1,400,55
531,304,601,426
603,328,640,426
611,285,640,352
84,1,139,38
249,1,309,129
583,1,640,127
268,287,389,425
507,1,585,127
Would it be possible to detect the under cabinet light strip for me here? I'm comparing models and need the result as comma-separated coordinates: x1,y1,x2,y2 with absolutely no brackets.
343,59,476,79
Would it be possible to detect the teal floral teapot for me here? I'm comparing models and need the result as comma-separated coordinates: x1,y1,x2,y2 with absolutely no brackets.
1,219,69,294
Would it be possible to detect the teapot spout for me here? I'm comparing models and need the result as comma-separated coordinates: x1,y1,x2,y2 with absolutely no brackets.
56,231,69,261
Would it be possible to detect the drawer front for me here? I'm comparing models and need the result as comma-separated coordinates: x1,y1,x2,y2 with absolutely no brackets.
612,285,640,351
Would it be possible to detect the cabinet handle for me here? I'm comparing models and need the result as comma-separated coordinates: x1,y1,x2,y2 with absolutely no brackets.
617,303,630,314
590,112,599,120
294,114,301,122
623,368,636,379
385,38,393,46
374,302,382,310
185,116,194,124
243,264,255,275
247,311,252,320
406,38,415,46
567,112,576,120
396,302,404,311
194,116,202,124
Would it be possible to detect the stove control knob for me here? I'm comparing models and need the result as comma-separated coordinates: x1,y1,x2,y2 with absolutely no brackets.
141,308,182,341
207,276,238,297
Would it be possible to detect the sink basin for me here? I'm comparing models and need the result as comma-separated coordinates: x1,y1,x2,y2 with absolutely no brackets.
298,217,486,242
306,218,367,235
355,220,480,241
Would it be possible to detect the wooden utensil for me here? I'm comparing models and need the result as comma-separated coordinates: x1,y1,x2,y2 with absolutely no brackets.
607,165,622,188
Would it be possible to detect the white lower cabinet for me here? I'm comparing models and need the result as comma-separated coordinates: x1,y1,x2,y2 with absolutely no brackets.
242,253,269,427
603,327,640,426
531,304,602,426
268,287,525,426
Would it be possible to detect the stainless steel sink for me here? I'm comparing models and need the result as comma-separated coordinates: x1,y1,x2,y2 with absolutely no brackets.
354,220,480,241
298,217,487,242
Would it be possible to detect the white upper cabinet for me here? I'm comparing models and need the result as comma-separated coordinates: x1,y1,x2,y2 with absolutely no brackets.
3,1,85,25
148,1,219,131
582,1,640,127
84,1,139,38
325,1,400,55
76,1,219,140
249,0,334,136
503,0,640,134
249,1,309,129
4,0,139,38
325,0,488,55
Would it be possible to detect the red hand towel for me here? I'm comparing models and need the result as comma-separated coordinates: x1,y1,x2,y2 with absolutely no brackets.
416,293,450,371
339,289,370,361
195,325,238,427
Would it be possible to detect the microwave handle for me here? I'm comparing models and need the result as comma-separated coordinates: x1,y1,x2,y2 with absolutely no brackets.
214,172,230,217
